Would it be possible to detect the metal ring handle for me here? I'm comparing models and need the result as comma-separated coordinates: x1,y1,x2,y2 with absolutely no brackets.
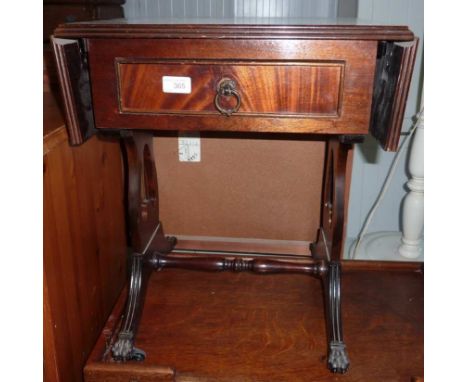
214,78,241,116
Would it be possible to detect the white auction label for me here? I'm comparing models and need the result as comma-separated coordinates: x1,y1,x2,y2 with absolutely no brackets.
162,76,191,94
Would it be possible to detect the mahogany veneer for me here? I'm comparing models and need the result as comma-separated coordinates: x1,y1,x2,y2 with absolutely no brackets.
52,19,416,147
88,38,376,134
118,61,343,116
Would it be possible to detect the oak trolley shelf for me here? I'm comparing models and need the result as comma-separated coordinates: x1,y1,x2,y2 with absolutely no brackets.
52,18,417,376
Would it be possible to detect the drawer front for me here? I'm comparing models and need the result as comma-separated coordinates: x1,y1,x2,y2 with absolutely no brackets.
88,38,377,134
118,61,343,117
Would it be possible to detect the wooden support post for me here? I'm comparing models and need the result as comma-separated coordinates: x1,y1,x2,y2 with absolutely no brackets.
112,132,176,361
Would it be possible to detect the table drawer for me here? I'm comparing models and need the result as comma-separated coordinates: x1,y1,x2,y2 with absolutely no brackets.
88,38,377,134
118,61,343,117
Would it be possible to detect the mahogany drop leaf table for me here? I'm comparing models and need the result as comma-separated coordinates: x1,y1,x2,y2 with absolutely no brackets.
52,18,417,375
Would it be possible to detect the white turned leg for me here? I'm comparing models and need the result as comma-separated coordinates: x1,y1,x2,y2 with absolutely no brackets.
399,108,424,259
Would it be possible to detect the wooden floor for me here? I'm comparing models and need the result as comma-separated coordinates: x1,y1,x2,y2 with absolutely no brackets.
86,264,423,382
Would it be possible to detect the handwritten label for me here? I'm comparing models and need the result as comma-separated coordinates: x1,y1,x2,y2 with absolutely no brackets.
162,76,191,94
178,132,200,162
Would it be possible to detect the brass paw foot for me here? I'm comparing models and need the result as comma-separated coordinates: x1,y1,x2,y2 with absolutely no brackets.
112,331,146,361
328,341,349,373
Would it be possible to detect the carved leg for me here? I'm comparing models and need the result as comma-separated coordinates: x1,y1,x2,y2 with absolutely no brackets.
112,132,175,361
323,261,349,373
311,138,352,372
112,252,148,361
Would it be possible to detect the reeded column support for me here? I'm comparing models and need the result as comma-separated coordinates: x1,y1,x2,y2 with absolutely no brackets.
112,252,147,361
322,261,349,373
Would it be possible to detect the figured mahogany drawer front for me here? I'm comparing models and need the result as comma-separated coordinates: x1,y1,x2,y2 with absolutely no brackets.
88,39,377,134
118,61,343,117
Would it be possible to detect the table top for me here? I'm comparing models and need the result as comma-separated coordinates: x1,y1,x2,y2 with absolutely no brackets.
52,16,417,149
54,17,414,41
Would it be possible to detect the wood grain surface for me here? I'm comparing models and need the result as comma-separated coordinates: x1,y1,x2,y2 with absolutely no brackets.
88,38,376,134
52,21,417,151
44,0,124,42
44,121,127,381
54,20,415,41
85,266,423,382
370,39,419,151
118,61,342,116
52,37,96,145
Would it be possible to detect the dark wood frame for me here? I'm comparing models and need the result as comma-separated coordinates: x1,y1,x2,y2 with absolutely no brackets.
52,37,96,145
107,131,351,373
370,39,419,151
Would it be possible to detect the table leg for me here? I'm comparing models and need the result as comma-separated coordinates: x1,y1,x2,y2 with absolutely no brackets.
314,138,351,372
314,138,351,261
112,132,175,361
322,261,349,373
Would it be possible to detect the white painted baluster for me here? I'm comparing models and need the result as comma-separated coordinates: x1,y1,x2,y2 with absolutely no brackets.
349,90,424,262
399,103,424,258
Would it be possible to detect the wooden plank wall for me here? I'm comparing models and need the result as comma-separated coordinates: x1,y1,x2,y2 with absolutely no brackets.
44,92,127,382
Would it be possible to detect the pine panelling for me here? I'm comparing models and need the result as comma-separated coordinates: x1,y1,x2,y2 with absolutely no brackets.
44,115,127,381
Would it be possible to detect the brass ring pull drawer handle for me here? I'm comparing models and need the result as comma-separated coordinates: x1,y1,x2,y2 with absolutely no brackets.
214,78,241,116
